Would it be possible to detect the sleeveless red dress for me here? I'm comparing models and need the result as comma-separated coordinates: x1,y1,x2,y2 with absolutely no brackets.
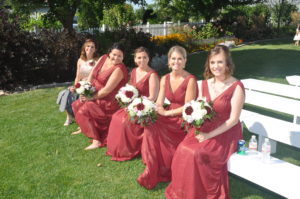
106,68,158,161
72,55,128,146
137,74,198,190
165,80,244,199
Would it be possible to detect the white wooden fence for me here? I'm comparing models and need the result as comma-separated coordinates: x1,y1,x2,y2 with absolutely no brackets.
132,21,205,36
33,21,205,36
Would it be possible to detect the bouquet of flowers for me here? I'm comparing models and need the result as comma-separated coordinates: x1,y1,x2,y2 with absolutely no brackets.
127,96,157,126
115,84,139,108
182,97,214,135
74,80,96,98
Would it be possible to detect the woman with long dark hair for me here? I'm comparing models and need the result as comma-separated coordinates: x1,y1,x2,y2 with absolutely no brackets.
72,43,128,150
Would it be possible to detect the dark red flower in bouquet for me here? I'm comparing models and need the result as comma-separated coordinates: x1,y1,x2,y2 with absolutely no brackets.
125,91,134,98
75,83,81,88
136,103,145,111
205,106,212,115
185,106,193,115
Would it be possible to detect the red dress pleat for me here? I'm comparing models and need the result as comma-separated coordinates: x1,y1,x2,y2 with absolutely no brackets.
72,55,128,146
165,80,244,199
106,68,158,161
137,74,198,189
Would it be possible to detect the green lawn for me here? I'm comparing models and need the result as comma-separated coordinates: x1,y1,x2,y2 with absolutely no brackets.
1,38,300,199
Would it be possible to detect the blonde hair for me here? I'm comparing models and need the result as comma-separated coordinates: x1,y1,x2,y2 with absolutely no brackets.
203,45,234,79
168,45,187,60
167,46,187,69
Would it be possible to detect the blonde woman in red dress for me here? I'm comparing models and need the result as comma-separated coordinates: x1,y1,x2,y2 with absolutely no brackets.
165,45,245,199
106,47,160,161
72,43,128,150
137,46,198,189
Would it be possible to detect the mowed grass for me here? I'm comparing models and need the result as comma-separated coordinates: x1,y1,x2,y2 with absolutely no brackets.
1,38,300,199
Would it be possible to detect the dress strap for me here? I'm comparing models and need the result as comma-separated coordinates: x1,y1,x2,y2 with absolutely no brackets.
130,68,137,85
114,63,129,84
201,80,211,101
144,70,159,82
233,80,245,95
92,54,108,79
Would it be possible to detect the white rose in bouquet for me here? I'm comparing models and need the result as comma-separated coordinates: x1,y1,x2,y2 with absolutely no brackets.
182,97,214,135
115,84,139,108
127,96,157,126
74,81,96,98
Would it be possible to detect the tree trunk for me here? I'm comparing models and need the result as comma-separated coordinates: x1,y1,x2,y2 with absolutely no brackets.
61,12,75,32
47,0,79,32
277,0,285,34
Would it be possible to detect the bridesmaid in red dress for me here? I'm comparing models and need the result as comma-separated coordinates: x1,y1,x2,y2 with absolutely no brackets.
106,47,160,161
72,43,128,150
165,45,245,199
137,46,198,189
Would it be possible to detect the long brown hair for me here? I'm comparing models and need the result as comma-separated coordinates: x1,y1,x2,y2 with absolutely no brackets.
80,39,98,61
203,45,234,79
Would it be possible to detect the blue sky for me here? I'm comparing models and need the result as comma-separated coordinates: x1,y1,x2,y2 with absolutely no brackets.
131,0,154,9
146,0,154,4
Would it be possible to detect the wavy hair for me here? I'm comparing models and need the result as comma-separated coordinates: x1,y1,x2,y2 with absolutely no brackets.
203,45,234,79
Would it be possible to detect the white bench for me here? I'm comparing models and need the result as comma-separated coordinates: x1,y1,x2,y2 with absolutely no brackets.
286,75,300,87
242,78,300,99
228,79,300,198
228,152,300,199
240,79,300,153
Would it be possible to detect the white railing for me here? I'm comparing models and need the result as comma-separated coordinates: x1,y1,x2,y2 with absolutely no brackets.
132,21,205,36
31,21,205,36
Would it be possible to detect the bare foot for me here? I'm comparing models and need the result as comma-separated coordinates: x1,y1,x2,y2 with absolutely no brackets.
84,140,100,150
71,129,81,135
63,117,73,126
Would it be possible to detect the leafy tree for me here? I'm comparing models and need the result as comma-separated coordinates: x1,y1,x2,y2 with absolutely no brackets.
102,3,136,28
8,0,145,31
152,0,263,22
267,0,299,31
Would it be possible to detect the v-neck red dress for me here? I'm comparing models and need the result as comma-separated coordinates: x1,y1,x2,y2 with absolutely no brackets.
106,68,158,161
165,80,244,199
72,55,128,145
137,73,198,190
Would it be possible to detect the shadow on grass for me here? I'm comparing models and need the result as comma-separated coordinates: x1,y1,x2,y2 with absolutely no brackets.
182,41,300,83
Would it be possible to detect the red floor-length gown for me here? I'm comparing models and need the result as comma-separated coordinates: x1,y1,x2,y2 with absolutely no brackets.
137,74,198,190
72,55,128,146
106,68,158,161
165,80,244,199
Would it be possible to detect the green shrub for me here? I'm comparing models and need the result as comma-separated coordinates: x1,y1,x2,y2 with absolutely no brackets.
220,4,274,41
0,9,84,90
0,10,156,91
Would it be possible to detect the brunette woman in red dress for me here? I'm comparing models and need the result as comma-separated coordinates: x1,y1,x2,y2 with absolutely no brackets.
137,46,198,189
165,45,245,199
72,43,128,150
106,47,160,161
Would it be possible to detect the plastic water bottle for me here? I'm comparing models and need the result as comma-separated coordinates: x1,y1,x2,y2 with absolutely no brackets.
248,135,258,155
261,138,271,163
